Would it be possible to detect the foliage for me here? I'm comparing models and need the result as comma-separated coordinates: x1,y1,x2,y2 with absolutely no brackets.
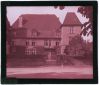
69,35,84,46
64,35,93,57
54,6,93,36
78,6,93,36
64,35,85,56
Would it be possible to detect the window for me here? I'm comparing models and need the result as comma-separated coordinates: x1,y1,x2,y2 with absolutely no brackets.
32,48,36,55
32,29,38,37
32,42,35,46
56,41,59,46
25,48,36,55
25,49,31,55
70,26,74,34
32,32,37,36
44,40,48,46
44,40,51,47
26,41,29,46
49,40,51,46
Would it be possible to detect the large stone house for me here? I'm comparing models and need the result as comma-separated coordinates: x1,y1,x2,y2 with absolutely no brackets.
10,12,82,61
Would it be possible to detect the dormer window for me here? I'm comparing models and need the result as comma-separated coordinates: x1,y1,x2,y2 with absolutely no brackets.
31,29,39,37
32,31,37,36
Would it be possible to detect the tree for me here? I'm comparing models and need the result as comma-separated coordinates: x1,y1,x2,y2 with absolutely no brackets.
54,6,93,36
64,35,93,58
64,35,85,56
69,35,84,46
78,6,93,36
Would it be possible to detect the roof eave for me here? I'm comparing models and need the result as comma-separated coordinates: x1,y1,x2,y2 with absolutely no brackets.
60,24,82,27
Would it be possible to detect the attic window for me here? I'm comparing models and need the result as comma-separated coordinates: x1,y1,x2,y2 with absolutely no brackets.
32,30,38,37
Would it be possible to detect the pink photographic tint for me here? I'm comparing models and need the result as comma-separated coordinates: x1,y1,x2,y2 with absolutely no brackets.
6,6,93,79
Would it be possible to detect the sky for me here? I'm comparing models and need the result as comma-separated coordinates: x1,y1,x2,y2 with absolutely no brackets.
7,6,89,25
7,6,92,42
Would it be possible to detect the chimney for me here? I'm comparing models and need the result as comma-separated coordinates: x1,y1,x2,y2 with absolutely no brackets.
18,16,23,28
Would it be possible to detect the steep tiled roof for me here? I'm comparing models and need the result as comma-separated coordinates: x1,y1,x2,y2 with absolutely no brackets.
12,14,61,38
63,12,82,26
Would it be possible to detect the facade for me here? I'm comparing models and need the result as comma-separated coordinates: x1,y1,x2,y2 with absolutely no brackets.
10,12,82,61
61,13,82,54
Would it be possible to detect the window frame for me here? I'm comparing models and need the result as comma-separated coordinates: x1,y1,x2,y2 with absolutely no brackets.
56,41,59,46
26,41,29,46
32,41,35,46
44,40,51,47
70,26,74,34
